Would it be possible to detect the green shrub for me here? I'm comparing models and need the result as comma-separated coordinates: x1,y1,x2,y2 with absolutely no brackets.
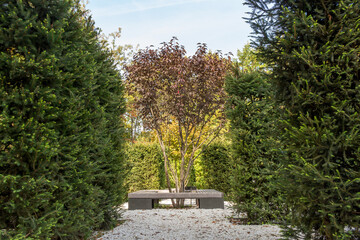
246,0,360,238
0,1,126,239
196,141,232,196
125,142,165,193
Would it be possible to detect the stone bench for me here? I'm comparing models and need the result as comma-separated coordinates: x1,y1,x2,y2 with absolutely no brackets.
128,189,224,210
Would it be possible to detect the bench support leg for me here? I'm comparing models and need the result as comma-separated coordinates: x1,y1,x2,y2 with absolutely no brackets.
199,198,224,209
128,198,153,210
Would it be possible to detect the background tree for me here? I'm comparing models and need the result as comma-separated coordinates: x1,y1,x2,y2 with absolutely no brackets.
126,38,230,205
246,0,360,238
100,28,142,142
236,43,266,72
0,0,125,239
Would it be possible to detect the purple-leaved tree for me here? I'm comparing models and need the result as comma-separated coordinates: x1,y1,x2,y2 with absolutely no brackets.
126,38,230,206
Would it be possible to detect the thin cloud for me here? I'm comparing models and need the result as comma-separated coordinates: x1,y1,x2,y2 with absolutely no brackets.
92,0,210,17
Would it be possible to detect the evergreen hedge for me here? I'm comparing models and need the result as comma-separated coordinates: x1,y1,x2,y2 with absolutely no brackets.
196,142,232,196
246,0,360,238
0,1,125,239
125,142,165,193
225,63,287,224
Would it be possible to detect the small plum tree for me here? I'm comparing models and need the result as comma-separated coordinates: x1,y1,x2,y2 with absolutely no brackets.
126,38,230,205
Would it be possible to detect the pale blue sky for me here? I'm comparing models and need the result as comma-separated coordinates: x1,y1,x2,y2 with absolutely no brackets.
86,0,252,55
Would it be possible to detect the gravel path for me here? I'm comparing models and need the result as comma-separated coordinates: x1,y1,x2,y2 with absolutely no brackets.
95,201,281,240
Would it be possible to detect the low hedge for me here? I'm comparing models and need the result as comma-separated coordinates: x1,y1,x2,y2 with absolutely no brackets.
125,142,166,193
196,142,232,197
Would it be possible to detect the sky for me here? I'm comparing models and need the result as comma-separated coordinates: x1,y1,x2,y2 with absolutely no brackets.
86,0,252,56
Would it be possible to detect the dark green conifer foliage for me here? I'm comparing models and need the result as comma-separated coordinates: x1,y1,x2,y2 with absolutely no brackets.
225,62,286,224
246,0,360,238
0,0,125,239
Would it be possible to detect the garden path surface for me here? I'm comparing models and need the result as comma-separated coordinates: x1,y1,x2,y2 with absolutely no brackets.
95,201,281,240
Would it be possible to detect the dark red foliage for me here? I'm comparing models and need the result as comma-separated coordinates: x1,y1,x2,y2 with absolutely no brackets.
126,37,230,131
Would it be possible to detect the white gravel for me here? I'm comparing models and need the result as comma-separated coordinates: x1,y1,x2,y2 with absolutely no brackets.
95,201,281,240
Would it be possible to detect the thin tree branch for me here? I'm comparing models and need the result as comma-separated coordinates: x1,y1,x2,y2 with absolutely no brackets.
184,121,224,183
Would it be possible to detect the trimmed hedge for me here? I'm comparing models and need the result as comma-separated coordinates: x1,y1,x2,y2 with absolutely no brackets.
125,142,165,193
0,1,126,239
196,142,232,196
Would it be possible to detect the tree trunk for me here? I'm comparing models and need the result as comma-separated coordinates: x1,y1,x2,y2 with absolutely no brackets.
156,133,176,207
177,146,187,207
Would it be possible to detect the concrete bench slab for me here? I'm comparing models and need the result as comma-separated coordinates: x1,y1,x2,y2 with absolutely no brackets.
128,189,224,210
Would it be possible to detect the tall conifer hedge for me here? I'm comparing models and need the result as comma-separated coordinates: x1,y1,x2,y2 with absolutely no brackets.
246,0,360,238
0,0,126,239
226,63,286,224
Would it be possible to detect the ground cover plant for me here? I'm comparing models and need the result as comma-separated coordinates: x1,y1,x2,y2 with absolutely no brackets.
0,0,126,239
